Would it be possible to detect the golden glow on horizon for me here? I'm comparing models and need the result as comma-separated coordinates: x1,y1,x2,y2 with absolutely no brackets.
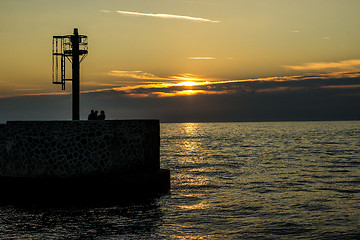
179,90,203,95
150,90,206,97
80,70,360,98
177,81,202,87
78,69,360,98
3,70,358,99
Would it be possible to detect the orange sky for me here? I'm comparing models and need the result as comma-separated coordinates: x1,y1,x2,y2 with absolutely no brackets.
1,0,360,97
0,0,359,121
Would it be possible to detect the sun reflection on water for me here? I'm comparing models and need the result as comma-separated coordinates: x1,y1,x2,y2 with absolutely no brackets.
175,173,210,187
178,201,209,210
167,123,216,239
181,123,199,153
182,122,199,135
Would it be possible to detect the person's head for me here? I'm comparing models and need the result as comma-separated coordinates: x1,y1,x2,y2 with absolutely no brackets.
91,110,94,113
101,110,105,115
95,110,98,114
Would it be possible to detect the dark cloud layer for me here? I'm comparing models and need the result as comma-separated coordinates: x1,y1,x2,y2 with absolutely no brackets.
1,75,359,123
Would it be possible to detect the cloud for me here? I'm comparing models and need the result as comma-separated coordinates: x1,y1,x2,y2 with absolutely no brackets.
106,71,218,83
84,70,360,98
115,10,220,23
106,70,160,80
82,81,120,87
4,70,360,101
321,84,360,89
2,71,359,122
85,71,360,122
256,86,305,93
13,89,43,91
284,59,360,71
188,57,216,60
169,73,216,82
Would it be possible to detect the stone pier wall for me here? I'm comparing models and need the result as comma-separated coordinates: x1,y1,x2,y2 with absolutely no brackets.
0,120,160,177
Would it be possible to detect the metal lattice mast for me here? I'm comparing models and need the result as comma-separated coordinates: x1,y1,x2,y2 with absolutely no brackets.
52,28,88,120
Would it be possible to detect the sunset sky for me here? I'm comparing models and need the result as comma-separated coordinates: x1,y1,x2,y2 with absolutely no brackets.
1,0,360,122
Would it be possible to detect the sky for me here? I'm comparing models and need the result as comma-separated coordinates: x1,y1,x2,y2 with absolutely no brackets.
0,0,360,122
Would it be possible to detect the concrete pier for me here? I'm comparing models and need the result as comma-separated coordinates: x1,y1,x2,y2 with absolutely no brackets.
0,120,170,204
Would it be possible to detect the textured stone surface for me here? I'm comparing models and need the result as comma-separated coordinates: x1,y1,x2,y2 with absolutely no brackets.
0,120,160,177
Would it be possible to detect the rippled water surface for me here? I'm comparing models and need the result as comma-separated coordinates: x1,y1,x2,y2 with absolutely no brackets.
0,121,359,239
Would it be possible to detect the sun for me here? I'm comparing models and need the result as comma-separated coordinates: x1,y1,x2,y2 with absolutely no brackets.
177,81,201,87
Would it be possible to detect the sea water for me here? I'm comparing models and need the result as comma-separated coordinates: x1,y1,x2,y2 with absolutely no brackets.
0,121,359,239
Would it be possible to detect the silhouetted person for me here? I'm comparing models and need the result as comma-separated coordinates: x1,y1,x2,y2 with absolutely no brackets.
98,110,106,120
94,111,98,120
88,110,96,120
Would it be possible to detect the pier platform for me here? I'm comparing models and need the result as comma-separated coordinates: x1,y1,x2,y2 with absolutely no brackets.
0,120,170,205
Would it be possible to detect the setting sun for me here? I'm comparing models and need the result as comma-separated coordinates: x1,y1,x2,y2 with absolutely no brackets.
177,81,200,87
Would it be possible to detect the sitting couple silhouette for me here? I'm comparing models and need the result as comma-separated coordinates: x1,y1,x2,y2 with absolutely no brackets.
88,110,105,120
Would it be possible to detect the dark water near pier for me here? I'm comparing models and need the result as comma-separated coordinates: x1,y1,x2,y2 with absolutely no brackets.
0,121,359,239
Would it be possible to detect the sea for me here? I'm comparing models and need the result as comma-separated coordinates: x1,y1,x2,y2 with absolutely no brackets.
0,121,359,239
